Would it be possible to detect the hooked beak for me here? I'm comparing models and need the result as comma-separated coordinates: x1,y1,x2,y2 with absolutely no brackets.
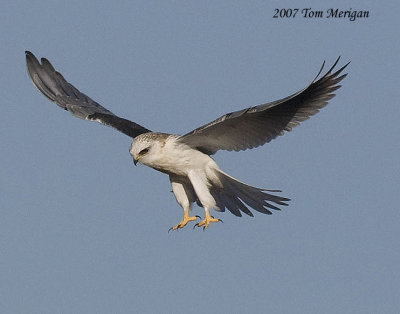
133,157,138,166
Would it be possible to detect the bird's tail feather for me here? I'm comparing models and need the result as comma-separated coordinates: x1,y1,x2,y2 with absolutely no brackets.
210,170,290,217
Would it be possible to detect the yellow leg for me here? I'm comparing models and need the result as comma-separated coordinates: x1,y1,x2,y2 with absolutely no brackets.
194,208,222,230
168,210,199,232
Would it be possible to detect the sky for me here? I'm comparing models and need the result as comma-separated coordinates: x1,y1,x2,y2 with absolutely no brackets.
1,1,399,313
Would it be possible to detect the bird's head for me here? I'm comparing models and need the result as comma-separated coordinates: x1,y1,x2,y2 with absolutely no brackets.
129,133,168,167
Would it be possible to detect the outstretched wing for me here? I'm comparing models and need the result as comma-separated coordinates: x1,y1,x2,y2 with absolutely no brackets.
177,57,349,155
25,51,151,138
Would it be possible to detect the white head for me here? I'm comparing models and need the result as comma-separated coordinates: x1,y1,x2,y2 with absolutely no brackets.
129,133,169,167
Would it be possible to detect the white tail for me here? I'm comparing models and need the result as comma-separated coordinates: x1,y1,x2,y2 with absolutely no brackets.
209,170,290,217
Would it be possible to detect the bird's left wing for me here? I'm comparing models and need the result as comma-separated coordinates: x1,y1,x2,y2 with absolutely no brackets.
177,57,349,155
25,51,151,138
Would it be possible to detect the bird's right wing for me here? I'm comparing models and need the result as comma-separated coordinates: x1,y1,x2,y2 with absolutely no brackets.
25,51,151,138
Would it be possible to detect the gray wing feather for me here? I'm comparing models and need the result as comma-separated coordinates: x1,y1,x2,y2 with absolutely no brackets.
177,57,349,155
25,51,151,138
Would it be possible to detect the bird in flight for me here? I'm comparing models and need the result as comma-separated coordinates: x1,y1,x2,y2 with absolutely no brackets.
25,51,348,230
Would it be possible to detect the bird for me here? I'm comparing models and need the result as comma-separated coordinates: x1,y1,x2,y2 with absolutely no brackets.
25,51,349,230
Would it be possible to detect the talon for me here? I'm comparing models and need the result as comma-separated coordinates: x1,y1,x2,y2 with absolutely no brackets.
193,223,200,229
210,216,222,223
169,213,198,232
195,210,222,229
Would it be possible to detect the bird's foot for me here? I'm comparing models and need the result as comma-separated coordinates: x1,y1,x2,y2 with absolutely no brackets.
168,215,200,232
194,215,223,230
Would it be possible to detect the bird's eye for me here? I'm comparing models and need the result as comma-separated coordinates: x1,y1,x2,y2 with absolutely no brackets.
139,148,150,156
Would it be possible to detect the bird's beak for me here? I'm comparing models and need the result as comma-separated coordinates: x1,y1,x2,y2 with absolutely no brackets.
133,158,138,166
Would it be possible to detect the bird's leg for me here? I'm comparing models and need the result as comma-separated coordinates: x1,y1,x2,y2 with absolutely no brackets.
168,208,199,232
194,208,222,230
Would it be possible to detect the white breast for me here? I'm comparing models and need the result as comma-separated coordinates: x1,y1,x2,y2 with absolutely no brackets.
147,136,216,176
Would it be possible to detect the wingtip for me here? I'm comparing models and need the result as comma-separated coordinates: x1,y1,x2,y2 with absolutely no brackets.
336,55,351,67
41,57,50,64
25,51,37,64
313,60,326,81
328,57,341,73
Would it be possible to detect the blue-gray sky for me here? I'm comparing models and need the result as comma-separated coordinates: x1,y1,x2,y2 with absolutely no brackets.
1,1,399,313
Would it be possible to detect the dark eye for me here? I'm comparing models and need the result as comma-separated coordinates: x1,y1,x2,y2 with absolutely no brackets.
139,147,150,156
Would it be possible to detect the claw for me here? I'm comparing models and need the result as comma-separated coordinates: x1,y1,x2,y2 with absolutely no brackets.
193,213,222,230
169,213,199,232
211,216,223,223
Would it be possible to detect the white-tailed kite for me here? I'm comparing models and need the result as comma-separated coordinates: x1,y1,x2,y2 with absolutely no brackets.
26,51,349,230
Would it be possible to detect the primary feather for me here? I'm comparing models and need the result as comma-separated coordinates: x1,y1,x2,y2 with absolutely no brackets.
25,51,151,138
178,57,349,155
